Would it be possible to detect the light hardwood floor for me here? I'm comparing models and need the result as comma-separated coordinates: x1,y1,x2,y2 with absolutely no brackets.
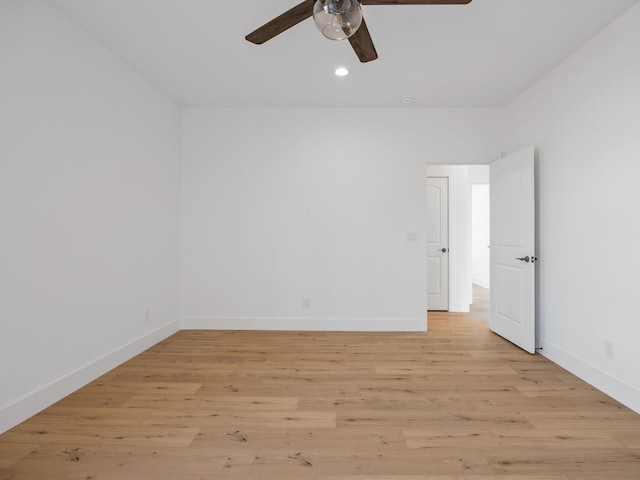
1,313,640,479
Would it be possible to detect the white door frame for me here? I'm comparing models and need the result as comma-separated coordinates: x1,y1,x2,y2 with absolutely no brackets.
425,166,472,313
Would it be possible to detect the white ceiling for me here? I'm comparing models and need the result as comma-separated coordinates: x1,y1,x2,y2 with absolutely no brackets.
48,0,639,108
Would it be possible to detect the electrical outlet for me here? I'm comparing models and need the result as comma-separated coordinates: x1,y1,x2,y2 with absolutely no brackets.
407,232,418,243
144,308,151,323
303,298,311,309
604,339,613,359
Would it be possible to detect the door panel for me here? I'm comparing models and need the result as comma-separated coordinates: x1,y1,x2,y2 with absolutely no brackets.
427,177,449,311
427,257,443,295
490,147,535,353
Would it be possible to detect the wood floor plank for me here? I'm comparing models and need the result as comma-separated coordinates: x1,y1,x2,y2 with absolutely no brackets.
298,395,481,412
121,394,299,411
52,391,133,409
27,406,151,426
520,409,640,428
336,409,532,429
1,424,199,447
318,476,570,480
142,409,336,429
485,449,640,475
0,466,76,480
80,381,204,395
191,426,407,453
0,443,40,469
402,427,625,450
250,448,495,476
6,445,256,477
374,365,520,376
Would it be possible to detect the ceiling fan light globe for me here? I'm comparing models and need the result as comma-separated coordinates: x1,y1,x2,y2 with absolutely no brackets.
313,0,362,41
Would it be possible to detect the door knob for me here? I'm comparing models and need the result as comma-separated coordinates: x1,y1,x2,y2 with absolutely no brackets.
516,256,530,263
441,248,448,253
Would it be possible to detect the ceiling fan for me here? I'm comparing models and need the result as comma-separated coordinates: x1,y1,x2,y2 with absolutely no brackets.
246,0,473,63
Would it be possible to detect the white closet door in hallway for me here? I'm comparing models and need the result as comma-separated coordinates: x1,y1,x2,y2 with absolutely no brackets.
427,177,449,311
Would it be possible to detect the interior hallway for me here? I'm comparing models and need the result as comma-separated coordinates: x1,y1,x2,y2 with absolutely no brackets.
469,284,490,322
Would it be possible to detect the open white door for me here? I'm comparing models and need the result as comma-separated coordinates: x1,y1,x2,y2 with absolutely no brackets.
490,147,536,353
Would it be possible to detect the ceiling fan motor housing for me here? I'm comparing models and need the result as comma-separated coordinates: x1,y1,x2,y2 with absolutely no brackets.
313,0,363,40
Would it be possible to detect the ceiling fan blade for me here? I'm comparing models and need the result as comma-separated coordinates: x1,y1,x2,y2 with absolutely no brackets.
348,18,378,63
362,0,472,4
246,0,315,44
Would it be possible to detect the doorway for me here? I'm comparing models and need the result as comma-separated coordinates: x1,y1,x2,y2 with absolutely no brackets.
426,165,488,316
427,149,536,355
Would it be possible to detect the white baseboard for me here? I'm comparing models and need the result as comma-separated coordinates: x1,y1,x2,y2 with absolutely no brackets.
448,303,470,313
0,320,180,435
182,316,426,332
540,339,640,414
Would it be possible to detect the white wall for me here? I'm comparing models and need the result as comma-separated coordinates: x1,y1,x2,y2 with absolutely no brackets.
0,0,182,432
503,3,640,412
426,166,473,312
181,108,501,331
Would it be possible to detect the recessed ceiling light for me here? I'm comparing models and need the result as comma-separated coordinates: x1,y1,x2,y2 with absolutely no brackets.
334,67,349,77
402,96,414,104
